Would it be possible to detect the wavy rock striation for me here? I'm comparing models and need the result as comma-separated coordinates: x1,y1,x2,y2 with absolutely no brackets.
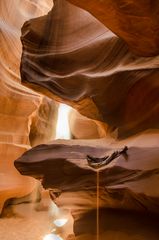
15,131,159,238
0,0,57,214
20,0,159,139
12,0,159,238
67,0,159,56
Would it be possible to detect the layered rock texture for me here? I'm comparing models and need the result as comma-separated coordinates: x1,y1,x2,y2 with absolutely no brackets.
0,0,57,214
20,0,159,139
15,131,159,214
1,0,159,239
67,0,159,56
15,0,159,239
15,131,159,239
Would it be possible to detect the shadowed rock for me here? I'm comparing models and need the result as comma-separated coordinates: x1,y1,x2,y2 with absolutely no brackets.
14,135,159,215
67,0,159,56
14,133,159,238
20,0,159,138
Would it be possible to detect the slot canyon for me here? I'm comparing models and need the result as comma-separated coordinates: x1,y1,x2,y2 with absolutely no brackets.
0,0,159,240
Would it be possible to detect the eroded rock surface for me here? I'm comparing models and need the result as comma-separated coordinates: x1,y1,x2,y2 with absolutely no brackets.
20,0,159,138
69,109,106,139
0,78,57,215
0,0,57,214
16,1,159,237
15,131,159,238
67,0,159,56
1,0,159,239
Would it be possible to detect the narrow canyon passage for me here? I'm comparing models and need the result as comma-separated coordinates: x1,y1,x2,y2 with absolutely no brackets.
1,0,159,240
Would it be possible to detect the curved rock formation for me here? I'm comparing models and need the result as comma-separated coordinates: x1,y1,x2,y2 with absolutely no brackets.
15,131,159,238
1,0,159,239
69,109,106,139
67,0,159,57
0,78,58,215
0,0,57,214
5,0,159,239
20,0,159,138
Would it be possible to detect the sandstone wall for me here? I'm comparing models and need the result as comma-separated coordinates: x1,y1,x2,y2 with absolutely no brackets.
69,109,107,139
19,0,159,139
0,0,57,214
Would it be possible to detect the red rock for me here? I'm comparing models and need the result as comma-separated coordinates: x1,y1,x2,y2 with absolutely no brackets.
67,0,159,56
0,0,57,214
14,131,159,238
20,0,159,138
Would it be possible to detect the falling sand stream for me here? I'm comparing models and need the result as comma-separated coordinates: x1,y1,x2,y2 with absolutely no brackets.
96,170,100,240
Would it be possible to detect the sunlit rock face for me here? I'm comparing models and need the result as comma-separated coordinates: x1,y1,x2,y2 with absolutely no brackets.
15,1,159,237
69,109,107,139
0,0,53,84
0,0,57,214
20,0,159,139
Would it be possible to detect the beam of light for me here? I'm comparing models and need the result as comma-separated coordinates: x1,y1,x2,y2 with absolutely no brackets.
43,233,63,240
55,104,72,139
49,202,60,217
53,218,68,227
